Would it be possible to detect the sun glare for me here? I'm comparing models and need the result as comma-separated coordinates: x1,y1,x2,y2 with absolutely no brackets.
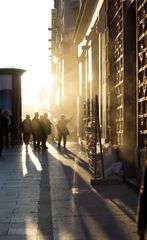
0,0,54,118
21,68,54,118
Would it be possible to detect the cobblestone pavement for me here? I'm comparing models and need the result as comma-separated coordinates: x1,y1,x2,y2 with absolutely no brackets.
0,142,142,240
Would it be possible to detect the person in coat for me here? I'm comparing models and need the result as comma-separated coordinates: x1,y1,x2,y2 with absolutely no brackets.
31,112,41,150
40,113,52,149
56,114,72,149
137,159,147,239
21,115,32,148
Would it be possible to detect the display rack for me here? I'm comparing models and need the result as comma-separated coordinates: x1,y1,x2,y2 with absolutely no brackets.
85,95,104,181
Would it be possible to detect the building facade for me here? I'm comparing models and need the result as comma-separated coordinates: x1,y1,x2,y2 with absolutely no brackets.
51,0,147,186
50,0,79,139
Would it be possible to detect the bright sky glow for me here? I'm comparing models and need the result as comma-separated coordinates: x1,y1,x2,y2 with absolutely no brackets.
0,0,53,117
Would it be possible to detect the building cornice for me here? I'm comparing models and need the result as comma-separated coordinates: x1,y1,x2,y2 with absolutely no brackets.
72,0,98,44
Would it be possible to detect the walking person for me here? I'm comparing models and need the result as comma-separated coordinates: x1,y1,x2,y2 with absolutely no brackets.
21,115,32,149
56,114,72,149
137,159,147,240
0,109,4,157
31,112,41,150
40,112,52,149
39,115,45,149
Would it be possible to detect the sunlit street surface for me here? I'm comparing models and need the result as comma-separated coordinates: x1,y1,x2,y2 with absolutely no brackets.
0,142,138,240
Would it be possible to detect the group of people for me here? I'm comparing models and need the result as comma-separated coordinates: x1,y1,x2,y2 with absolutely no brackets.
0,109,72,155
21,112,52,150
21,112,72,151
0,109,13,156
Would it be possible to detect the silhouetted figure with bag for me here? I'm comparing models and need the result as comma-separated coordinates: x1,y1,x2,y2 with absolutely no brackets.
56,114,72,149
137,159,147,240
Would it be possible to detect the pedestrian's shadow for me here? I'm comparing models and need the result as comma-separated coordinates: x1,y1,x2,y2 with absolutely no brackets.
55,144,90,171
37,150,53,239
48,144,138,240
93,183,138,221
23,146,54,239
58,145,138,221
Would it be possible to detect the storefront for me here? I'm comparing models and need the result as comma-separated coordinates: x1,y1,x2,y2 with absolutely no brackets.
74,0,147,186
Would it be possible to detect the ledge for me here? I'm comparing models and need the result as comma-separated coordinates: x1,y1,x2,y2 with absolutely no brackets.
0,67,26,75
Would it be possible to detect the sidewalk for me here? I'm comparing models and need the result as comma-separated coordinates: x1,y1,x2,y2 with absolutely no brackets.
0,142,140,240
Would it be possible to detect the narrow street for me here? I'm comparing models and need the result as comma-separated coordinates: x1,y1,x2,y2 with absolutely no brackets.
0,142,139,240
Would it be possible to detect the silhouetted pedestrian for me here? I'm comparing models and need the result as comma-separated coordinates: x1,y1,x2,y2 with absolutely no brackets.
0,109,4,156
56,114,72,149
41,113,52,149
31,112,41,150
137,159,147,240
39,115,46,149
21,115,32,149
2,110,13,148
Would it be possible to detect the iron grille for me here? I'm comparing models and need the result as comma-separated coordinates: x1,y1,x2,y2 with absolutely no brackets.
137,0,147,164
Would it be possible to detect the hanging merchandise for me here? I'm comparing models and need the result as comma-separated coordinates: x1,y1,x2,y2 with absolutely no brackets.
86,95,104,183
